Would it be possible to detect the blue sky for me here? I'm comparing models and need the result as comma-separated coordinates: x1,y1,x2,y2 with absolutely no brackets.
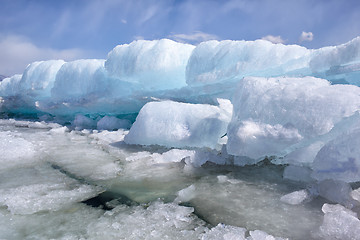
1,0,360,75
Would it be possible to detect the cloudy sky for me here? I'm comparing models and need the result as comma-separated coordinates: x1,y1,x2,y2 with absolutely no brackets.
1,0,360,75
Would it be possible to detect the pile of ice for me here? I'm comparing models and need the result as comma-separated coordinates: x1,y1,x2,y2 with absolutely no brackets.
124,75,360,183
1,36,360,118
1,36,360,181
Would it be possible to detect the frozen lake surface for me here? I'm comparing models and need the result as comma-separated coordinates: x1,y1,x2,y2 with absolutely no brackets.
1,119,359,240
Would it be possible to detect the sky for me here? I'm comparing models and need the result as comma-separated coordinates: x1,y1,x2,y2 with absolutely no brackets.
1,0,360,76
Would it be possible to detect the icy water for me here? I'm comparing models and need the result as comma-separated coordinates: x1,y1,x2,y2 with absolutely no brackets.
0,119,356,240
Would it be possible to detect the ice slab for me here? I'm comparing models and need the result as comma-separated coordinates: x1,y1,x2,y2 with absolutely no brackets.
201,223,247,240
318,204,360,240
227,76,360,162
0,74,22,97
315,180,356,207
125,100,230,149
0,204,104,240
248,230,287,240
186,39,310,86
20,60,65,98
105,39,195,91
0,165,101,215
312,128,360,182
280,189,310,205
187,37,360,88
51,59,106,101
73,114,97,130
97,116,131,130
0,131,37,170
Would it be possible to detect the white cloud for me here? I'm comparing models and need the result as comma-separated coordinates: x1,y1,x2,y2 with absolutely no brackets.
0,35,88,75
169,31,219,44
133,36,145,40
261,35,285,44
299,31,314,42
138,5,159,25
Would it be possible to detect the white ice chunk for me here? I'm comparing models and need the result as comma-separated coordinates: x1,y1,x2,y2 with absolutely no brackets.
0,204,104,240
310,36,360,73
73,114,97,130
45,130,122,181
0,74,22,97
187,37,360,88
175,185,197,203
186,40,310,86
228,120,302,159
0,182,99,215
247,230,288,240
0,164,101,215
87,201,207,239
20,60,65,97
201,223,247,240
316,179,355,207
97,116,131,130
125,101,230,149
51,59,106,101
106,39,195,90
152,149,195,164
313,128,360,182
50,126,69,134
280,189,310,205
0,131,37,169
352,187,360,202
318,204,360,240
227,76,360,161
281,141,325,166
217,98,233,119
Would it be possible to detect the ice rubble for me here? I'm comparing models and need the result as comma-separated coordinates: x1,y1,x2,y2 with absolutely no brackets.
0,120,293,240
318,204,360,240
